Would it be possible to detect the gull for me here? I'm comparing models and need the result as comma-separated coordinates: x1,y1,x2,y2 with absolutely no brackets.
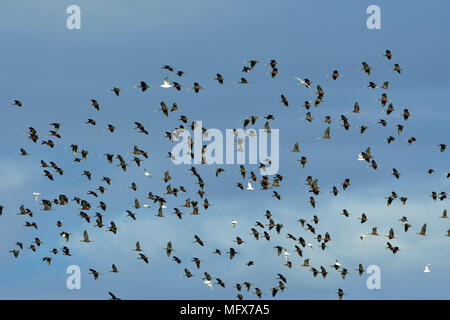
360,234,367,242
231,220,238,228
144,169,151,178
358,147,372,162
204,279,213,290
283,249,290,261
307,243,313,249
246,180,254,191
33,192,41,201
333,260,342,269
160,77,173,88
294,77,311,88
424,264,431,273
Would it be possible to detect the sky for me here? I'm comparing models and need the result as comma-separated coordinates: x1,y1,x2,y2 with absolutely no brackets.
0,1,449,300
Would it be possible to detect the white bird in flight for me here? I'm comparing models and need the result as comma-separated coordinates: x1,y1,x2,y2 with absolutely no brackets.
160,77,173,88
294,77,311,88
424,264,431,273
33,192,41,201
231,220,238,228
204,279,213,290
283,249,291,261
144,169,151,178
246,180,254,191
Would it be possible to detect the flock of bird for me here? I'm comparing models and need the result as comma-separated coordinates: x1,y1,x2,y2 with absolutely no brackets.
2,49,448,300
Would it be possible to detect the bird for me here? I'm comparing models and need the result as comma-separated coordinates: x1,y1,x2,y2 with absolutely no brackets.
2,53,446,301
247,60,258,69
294,77,311,88
91,99,100,110
162,65,174,72
237,77,250,85
110,87,121,96
280,95,289,107
89,269,100,280
204,279,213,290
172,82,183,91
194,235,204,246
110,264,119,273
213,73,225,84
165,242,174,257
138,253,149,264
160,77,173,88
133,241,142,252
392,63,402,74
417,224,427,236
437,144,447,152
108,292,121,300
392,168,401,179
319,127,332,140
136,81,150,92
291,142,300,152
351,102,362,113
360,62,372,75
382,49,393,60
337,288,345,300
328,70,342,80
12,100,23,107
254,288,262,299
191,82,203,93
81,230,93,243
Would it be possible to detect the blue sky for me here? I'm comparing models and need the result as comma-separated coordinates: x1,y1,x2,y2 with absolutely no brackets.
0,1,449,299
